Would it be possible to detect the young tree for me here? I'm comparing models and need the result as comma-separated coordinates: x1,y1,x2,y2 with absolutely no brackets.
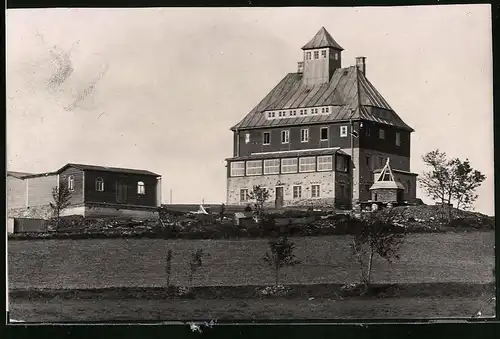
248,185,270,224
350,210,406,290
187,249,204,288
165,249,173,288
263,236,300,286
49,181,72,229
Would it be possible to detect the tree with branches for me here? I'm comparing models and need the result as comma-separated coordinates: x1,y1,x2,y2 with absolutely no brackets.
420,149,486,221
263,236,300,286
350,210,406,291
248,185,270,224
49,181,72,230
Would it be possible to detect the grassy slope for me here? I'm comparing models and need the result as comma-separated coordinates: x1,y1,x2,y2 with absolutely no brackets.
8,232,494,289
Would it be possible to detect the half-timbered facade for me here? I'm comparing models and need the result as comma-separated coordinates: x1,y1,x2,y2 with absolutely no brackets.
226,27,418,209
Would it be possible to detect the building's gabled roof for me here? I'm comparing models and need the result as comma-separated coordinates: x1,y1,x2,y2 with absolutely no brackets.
7,171,34,179
370,158,405,190
231,67,413,132
302,27,344,51
58,163,161,177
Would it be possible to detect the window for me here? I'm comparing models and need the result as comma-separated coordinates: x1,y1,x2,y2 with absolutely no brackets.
306,52,311,60
379,128,385,139
300,128,309,143
281,158,298,173
311,184,320,198
230,161,245,177
299,157,315,172
320,127,329,141
137,181,145,195
291,110,297,116
271,112,275,118
340,126,348,137
311,108,318,114
321,107,325,113
95,177,104,192
325,107,329,113
245,133,250,144
246,160,262,176
321,50,327,58
365,156,372,170
396,132,401,146
263,132,270,145
240,189,249,202
293,185,302,199
267,112,272,118
317,155,333,171
336,155,348,172
365,126,371,136
313,51,319,59
264,159,280,174
407,180,412,194
281,130,290,144
67,176,74,191
335,52,338,60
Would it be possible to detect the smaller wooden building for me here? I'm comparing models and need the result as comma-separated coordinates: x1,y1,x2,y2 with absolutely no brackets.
7,163,162,220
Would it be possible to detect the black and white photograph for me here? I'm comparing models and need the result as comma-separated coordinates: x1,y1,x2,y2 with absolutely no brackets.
6,5,495,323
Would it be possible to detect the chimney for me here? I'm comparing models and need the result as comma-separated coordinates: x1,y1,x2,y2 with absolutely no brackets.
355,57,366,75
297,61,304,74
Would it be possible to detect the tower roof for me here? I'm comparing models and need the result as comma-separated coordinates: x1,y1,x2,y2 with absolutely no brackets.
302,27,344,51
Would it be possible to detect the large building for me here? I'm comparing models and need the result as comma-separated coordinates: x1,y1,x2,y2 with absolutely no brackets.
7,163,162,219
225,27,418,209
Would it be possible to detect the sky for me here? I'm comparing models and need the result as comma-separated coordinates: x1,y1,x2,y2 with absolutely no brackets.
6,5,494,215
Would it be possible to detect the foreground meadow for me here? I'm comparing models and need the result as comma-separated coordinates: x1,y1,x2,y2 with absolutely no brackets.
8,232,494,289
8,231,495,321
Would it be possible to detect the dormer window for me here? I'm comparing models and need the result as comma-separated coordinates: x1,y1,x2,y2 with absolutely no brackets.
313,51,319,59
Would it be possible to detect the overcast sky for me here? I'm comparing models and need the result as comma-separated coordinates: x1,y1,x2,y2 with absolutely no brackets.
6,5,494,215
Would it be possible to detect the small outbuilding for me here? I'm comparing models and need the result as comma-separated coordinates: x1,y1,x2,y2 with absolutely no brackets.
370,158,405,205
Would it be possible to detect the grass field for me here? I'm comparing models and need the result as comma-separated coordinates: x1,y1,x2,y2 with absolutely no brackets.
9,295,496,322
8,232,495,289
7,231,495,321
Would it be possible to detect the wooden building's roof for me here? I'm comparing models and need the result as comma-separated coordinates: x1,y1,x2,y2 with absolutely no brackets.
60,163,161,177
231,66,413,132
302,27,344,51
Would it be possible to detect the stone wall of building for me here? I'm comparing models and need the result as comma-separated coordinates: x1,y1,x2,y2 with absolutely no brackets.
8,205,53,220
371,188,399,203
227,171,336,208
